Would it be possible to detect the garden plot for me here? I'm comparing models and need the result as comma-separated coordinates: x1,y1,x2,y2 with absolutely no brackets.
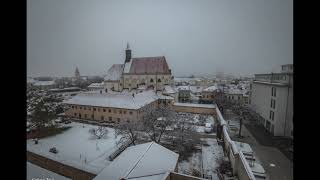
27,122,121,174
201,138,225,180
177,150,202,177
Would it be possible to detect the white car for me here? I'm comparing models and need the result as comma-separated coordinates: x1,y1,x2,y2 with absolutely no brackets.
54,118,63,123
204,123,212,133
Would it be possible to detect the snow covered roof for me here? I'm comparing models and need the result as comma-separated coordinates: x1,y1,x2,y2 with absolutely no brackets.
203,86,218,92
93,142,179,180
33,80,55,86
104,64,124,81
88,82,104,88
163,85,176,94
174,102,216,109
27,162,70,180
63,90,159,109
226,88,246,95
176,86,190,91
189,86,204,93
124,56,171,75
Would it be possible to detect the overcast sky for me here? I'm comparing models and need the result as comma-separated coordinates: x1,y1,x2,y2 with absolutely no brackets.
27,0,293,78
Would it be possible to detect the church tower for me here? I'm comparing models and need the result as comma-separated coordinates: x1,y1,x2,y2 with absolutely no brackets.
125,43,132,63
75,66,80,80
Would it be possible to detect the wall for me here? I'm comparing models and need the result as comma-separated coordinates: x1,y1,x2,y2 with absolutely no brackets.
173,104,216,115
168,172,207,180
65,104,139,123
216,107,256,180
27,151,96,180
123,74,172,90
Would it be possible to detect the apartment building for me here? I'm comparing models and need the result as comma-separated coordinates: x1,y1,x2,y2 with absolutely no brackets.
250,64,293,137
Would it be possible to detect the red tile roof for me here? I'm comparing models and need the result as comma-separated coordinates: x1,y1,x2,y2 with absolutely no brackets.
128,56,171,74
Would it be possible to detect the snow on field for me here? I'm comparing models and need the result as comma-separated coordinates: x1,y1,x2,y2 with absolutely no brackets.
177,150,202,176
27,122,121,174
27,162,70,180
201,138,224,180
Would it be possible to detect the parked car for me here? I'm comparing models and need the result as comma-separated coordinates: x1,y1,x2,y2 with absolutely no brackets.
54,117,63,123
204,123,213,133
49,147,58,154
64,120,72,124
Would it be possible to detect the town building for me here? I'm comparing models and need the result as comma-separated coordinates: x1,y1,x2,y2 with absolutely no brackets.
176,86,191,102
104,43,174,92
250,64,293,137
88,82,104,92
225,89,247,106
63,90,174,123
93,141,179,180
200,85,218,103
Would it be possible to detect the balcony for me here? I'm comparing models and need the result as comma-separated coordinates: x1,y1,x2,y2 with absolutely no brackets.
254,73,290,85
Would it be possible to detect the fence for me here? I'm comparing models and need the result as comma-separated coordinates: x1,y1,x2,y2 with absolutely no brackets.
216,106,256,180
27,151,96,180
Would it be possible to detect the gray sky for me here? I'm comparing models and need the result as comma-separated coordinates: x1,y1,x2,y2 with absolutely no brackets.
27,0,293,77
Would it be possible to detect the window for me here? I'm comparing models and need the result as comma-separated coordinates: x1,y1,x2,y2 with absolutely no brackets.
72,106,74,109
119,110,122,114
88,107,91,110
150,79,154,83
124,110,126,114
158,79,161,82
271,87,277,97
109,109,111,113
103,109,106,112
211,95,214,98
84,107,86,110
79,114,81,118
271,99,276,109
127,120,130,123
101,116,104,120
75,106,78,109
269,111,274,121
129,111,133,115
98,108,100,112
80,106,82,110
117,118,120,122
109,117,112,121
85,114,87,118
93,108,96,111
114,109,117,113
91,114,94,119
74,113,77,116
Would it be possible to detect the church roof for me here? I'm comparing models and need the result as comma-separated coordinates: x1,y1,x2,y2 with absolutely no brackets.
104,64,124,81
124,56,171,74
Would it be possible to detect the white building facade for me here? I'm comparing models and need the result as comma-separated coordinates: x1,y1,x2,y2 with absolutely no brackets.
250,64,293,138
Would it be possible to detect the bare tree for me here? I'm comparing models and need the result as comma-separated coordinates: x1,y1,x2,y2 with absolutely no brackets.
89,125,108,139
141,104,174,143
168,113,196,152
114,120,143,145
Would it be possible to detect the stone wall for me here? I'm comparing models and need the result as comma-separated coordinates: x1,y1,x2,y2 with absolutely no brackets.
27,151,96,180
173,104,216,115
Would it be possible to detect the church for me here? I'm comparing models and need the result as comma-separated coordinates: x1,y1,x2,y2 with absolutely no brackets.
104,44,174,92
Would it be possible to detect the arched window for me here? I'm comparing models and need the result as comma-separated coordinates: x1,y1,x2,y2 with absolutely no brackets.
158,79,161,82
150,79,154,83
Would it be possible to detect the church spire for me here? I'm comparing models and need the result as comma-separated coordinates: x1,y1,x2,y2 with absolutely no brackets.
125,42,132,63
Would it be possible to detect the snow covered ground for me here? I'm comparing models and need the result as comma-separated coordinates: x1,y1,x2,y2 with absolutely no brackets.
27,162,70,180
27,122,122,174
177,138,224,179
177,150,202,176
201,138,224,180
